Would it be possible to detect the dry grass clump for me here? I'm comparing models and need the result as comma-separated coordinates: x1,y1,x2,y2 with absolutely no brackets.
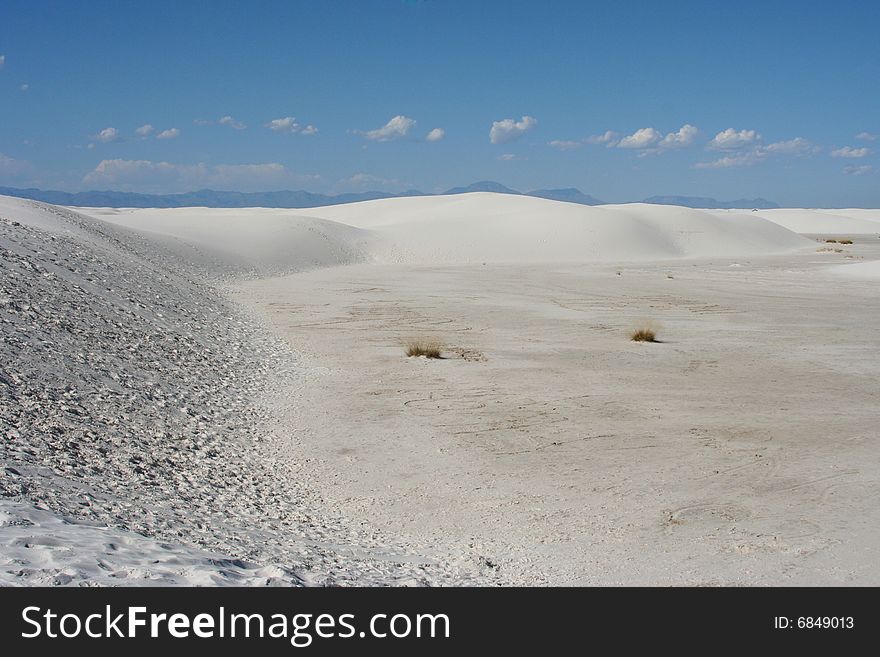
630,320,662,343
839,239,853,245
825,239,838,243
630,327,659,342
405,338,444,358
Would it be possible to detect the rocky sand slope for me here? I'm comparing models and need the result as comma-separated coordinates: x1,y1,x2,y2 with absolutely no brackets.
0,196,492,586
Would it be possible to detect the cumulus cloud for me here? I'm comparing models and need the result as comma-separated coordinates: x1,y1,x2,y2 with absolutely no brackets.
585,130,619,146
19,83,28,92
156,128,180,140
135,124,155,138
831,146,870,158
91,127,123,143
843,164,873,176
856,132,876,142
548,139,584,151
0,55,5,68
694,151,766,169
551,125,694,155
549,130,619,150
658,124,699,150
708,128,760,151
497,153,524,161
489,116,537,145
356,115,416,142
265,116,317,135
426,127,445,142
696,134,819,169
266,116,300,133
763,137,819,156
83,159,319,192
218,115,247,130
617,127,662,149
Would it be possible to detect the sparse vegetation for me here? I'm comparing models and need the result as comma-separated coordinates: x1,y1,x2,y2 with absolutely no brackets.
825,239,838,243
839,239,853,245
405,338,444,358
666,272,674,279
630,327,658,342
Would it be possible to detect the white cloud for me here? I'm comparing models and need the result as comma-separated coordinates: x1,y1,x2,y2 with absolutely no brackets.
498,153,524,161
658,124,699,150
266,116,300,133
489,115,537,145
856,132,876,142
265,116,316,135
337,172,404,191
218,115,247,130
0,152,30,175
617,127,662,149
552,125,694,155
831,146,870,159
426,127,445,142
843,164,873,176
763,137,819,156
83,159,319,192
697,135,819,168
548,139,583,151
135,124,155,138
156,128,180,140
585,130,619,146
708,128,760,150
19,83,28,92
0,55,5,68
358,115,416,141
694,150,766,169
91,127,122,143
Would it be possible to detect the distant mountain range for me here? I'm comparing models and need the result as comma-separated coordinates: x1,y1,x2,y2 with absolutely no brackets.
0,183,778,210
642,195,779,209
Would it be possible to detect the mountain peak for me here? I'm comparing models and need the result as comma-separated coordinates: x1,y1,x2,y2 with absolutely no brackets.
443,181,521,195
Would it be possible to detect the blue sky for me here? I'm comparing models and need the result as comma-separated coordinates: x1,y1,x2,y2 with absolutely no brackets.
1,0,878,205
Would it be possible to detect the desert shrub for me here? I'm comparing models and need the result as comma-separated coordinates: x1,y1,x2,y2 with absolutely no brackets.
405,339,443,358
839,239,853,245
630,327,658,342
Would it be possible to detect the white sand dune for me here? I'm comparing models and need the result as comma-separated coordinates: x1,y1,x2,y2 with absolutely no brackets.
5,192,879,586
814,208,880,224
707,207,880,234
82,206,373,275
830,259,880,279
82,193,812,270
0,195,482,586
294,193,812,263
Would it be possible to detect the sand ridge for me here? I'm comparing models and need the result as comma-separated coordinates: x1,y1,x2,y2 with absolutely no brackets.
83,192,814,270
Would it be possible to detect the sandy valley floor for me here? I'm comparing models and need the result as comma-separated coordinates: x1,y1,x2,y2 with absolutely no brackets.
237,246,880,585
